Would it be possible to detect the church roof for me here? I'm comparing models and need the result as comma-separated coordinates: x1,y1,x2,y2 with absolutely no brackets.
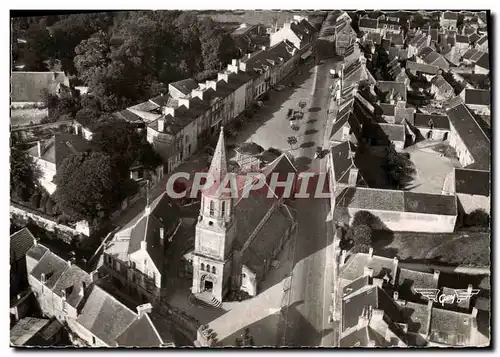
204,128,229,198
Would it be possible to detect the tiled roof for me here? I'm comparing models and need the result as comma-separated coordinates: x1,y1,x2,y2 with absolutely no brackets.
330,141,357,183
414,113,450,130
405,61,439,75
446,103,490,170
454,168,490,196
10,317,51,346
341,253,396,282
77,285,137,346
401,301,429,335
397,268,438,301
463,89,490,106
376,81,407,101
113,109,144,123
115,314,163,347
11,71,69,102
261,152,297,179
26,244,48,262
363,123,405,143
359,18,378,29
26,133,94,167
429,307,473,345
10,228,35,264
128,100,159,113
403,191,456,215
380,103,395,116
386,32,404,46
443,11,458,20
456,35,469,44
477,35,488,45
51,264,92,308
419,46,434,59
29,250,69,289
149,94,170,107
343,275,371,298
431,75,453,92
468,32,482,44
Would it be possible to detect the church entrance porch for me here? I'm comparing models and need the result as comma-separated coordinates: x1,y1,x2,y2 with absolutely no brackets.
204,280,214,292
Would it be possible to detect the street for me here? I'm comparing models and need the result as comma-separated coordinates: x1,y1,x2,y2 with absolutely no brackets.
280,58,338,347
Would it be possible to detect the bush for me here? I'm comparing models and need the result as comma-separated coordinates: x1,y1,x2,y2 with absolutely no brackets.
351,210,375,227
465,209,490,228
352,224,372,246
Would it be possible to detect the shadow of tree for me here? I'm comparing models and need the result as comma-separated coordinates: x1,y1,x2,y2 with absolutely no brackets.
304,129,319,135
293,156,312,171
307,119,317,124
308,107,321,112
300,141,316,149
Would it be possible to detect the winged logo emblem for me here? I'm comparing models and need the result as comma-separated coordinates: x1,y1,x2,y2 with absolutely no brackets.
454,289,481,303
413,288,440,302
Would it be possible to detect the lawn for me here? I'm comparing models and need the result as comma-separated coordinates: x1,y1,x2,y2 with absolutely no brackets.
371,230,490,267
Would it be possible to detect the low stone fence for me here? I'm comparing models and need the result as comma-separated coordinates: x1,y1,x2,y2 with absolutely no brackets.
10,203,86,244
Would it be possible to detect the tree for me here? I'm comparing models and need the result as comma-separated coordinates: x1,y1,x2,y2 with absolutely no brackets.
10,148,41,201
382,144,415,189
54,152,123,222
30,190,42,209
45,197,55,216
352,224,372,246
19,22,54,71
287,136,298,148
465,209,490,228
352,210,375,227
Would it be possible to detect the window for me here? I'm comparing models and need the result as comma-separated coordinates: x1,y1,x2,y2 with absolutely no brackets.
209,201,214,216
212,266,216,274
92,336,96,345
132,262,136,269
206,264,211,272
201,263,205,271
221,201,226,216
242,273,246,279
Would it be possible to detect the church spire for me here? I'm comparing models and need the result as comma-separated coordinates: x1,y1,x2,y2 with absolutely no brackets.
207,127,228,194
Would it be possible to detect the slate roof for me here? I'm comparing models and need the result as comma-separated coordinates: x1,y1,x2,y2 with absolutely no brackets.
397,268,438,301
477,35,488,46
26,133,94,167
463,89,490,106
113,109,144,123
431,75,454,94
400,301,430,335
11,71,69,102
330,141,357,183
414,113,450,130
115,314,163,347
77,285,137,346
26,244,48,262
446,103,490,170
337,188,457,216
10,317,51,346
380,103,395,116
343,275,371,298
363,123,405,143
340,325,387,347
475,52,489,70
454,168,490,196
468,32,482,44
385,32,404,46
456,35,469,44
51,264,92,308
359,18,378,29
443,11,458,20
429,307,473,345
341,253,396,282
10,228,35,264
169,79,199,97
149,94,170,107
261,152,297,179
419,46,434,59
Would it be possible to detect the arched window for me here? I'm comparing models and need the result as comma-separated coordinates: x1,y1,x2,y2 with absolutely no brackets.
221,201,226,216
209,201,214,216
212,266,216,274
201,263,205,271
206,264,211,272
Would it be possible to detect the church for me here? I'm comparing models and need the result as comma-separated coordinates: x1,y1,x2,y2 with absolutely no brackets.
190,128,297,304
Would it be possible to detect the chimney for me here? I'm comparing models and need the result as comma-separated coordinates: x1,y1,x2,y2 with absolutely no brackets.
192,89,204,100
160,227,165,246
141,240,147,251
218,72,230,82
373,278,383,288
37,141,42,157
79,282,86,297
206,80,217,91
340,250,347,266
433,270,440,282
67,260,72,267
348,168,359,187
41,273,46,284
163,107,175,117
157,118,165,132
391,257,399,284
425,300,433,337
357,307,369,328
364,267,374,277
283,22,291,30
393,291,399,301
368,247,374,257
178,98,190,109
90,270,99,283
136,303,153,318
232,59,239,67
17,293,21,300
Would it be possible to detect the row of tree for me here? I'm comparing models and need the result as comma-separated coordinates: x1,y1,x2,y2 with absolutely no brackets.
12,11,239,112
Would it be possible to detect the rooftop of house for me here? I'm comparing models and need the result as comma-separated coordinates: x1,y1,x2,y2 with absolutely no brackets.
10,317,52,346
445,102,490,170
330,141,357,182
107,192,181,272
11,71,69,103
341,252,396,282
113,109,145,123
463,88,490,106
442,11,459,20
169,78,199,97
340,325,387,347
456,35,469,44
428,307,474,345
26,132,94,167
414,113,450,130
397,268,439,301
379,103,395,116
400,301,430,335
431,75,453,92
475,52,490,70
10,227,35,264
363,123,405,143
115,313,164,347
454,168,490,196
468,32,482,44
376,81,407,102
385,32,404,46
359,17,378,29
405,60,440,75
235,142,264,156
29,248,71,289
477,34,488,46
336,187,457,216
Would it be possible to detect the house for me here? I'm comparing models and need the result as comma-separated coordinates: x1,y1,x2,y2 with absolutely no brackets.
26,133,94,194
445,99,490,170
475,34,488,52
430,75,455,101
10,317,65,346
328,141,367,191
405,61,440,81
376,81,407,103
440,11,458,30
231,23,269,55
377,14,404,35
334,17,357,56
11,71,70,109
413,113,450,141
10,228,36,299
334,187,458,233
362,123,406,152
102,192,181,305
474,52,489,74
455,35,471,57
358,16,379,34
445,168,490,214
417,47,449,72
190,129,296,304
270,17,316,52
385,32,405,48
460,88,490,115
25,244,175,347
407,31,431,58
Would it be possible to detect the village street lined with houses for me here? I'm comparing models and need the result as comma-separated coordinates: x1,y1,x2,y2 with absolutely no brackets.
10,9,491,348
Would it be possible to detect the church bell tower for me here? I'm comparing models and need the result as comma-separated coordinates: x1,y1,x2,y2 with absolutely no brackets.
191,128,237,302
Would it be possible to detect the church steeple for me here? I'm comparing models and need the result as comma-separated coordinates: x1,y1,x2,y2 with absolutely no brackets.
205,127,228,197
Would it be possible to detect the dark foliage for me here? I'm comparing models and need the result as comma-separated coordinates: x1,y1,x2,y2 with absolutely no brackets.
351,224,372,246
464,209,490,228
351,210,375,227
10,147,41,201
381,144,416,189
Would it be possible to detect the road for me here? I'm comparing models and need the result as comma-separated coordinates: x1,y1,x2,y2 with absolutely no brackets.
281,57,338,347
